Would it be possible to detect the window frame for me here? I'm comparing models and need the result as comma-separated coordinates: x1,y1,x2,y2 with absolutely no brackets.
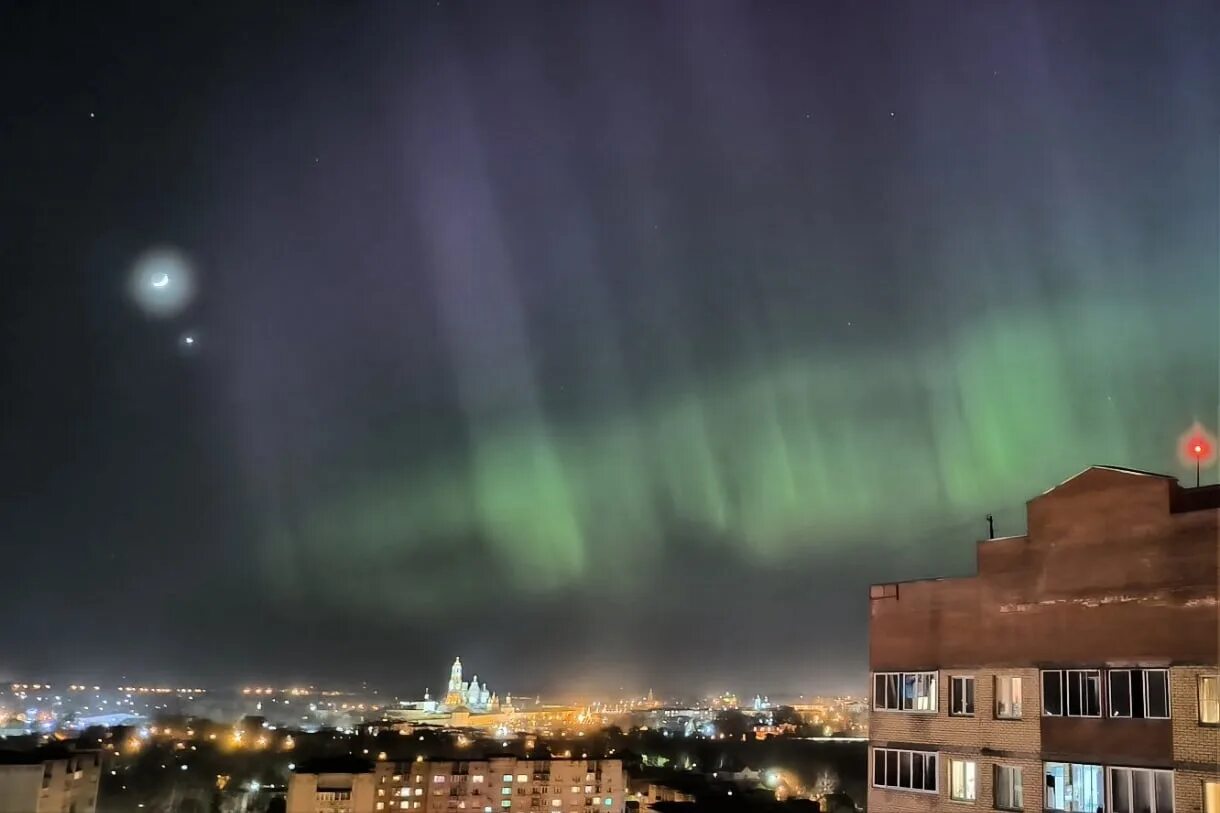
1203,779,1220,813
995,675,1023,719
1107,668,1170,720
871,671,938,713
948,758,977,802
1107,766,1175,813
994,764,1024,811
1200,675,1220,725
950,675,975,717
1041,669,1103,718
1043,762,1104,813
871,747,938,794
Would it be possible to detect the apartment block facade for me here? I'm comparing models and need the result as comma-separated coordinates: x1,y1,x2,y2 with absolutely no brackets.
868,466,1220,813
288,757,625,813
0,749,101,813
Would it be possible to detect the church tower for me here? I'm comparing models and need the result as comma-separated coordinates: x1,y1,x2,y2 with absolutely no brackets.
445,657,464,706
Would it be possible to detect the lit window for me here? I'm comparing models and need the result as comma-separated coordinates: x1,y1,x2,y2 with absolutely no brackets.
995,676,1022,719
1108,766,1174,813
518,775,528,783
1200,676,1220,724
1043,763,1103,812
400,804,408,810
552,802,562,808
603,799,612,807
503,776,514,783
377,805,385,811
948,759,976,802
1204,781,1220,813
994,765,1023,811
436,776,447,784
593,799,601,805
571,787,580,794
400,789,410,798
1108,669,1170,719
501,802,512,809
395,775,403,782
950,676,975,716
380,789,386,797
460,804,467,810
872,671,936,712
473,776,485,784
584,786,593,793
416,776,424,784
416,789,424,796
1042,670,1101,717
871,748,937,792
502,788,511,796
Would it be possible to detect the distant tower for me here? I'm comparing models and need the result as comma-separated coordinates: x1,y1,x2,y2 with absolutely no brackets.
445,658,464,706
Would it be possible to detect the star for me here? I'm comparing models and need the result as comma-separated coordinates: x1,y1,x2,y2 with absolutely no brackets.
89,112,95,118
889,111,895,117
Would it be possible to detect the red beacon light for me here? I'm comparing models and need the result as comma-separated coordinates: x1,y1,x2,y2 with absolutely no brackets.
1179,423,1217,487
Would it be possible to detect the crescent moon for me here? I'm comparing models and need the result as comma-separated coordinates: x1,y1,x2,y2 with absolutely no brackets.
152,273,169,288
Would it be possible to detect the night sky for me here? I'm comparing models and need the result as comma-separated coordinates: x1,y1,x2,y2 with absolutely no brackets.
2,2,1217,697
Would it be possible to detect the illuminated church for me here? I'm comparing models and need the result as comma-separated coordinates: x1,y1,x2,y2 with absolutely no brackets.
441,657,499,712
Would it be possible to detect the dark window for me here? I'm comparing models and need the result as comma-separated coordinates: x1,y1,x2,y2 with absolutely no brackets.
1043,670,1101,717
1109,671,1132,717
951,676,975,716
1108,669,1170,720
1146,670,1169,718
872,748,936,793
1043,672,1062,715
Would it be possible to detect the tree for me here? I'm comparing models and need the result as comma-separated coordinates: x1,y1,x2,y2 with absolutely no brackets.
771,706,803,727
713,710,749,739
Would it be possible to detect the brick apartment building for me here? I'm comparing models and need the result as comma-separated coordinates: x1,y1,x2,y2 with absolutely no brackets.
867,466,1219,813
287,756,625,813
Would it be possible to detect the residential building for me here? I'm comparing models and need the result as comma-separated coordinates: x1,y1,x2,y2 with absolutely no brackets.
0,747,101,813
289,757,625,813
287,757,378,813
868,466,1220,812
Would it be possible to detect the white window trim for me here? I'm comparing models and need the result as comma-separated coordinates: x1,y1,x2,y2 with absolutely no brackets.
948,758,977,802
950,675,975,717
1106,766,1175,813
994,764,1023,811
871,671,938,713
1044,762,1105,813
871,747,939,794
1041,669,1103,718
1107,668,1171,720
1198,675,1220,725
995,675,1024,719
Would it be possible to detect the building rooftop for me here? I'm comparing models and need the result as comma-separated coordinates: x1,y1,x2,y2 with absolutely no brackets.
293,756,375,774
0,745,81,766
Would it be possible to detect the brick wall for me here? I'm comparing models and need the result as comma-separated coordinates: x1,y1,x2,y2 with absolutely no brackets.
1173,666,1220,769
867,752,1041,812
1174,768,1220,813
868,669,1043,812
869,669,1041,755
870,469,1219,672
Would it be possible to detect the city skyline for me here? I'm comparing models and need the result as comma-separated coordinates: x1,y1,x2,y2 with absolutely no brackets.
2,0,1218,696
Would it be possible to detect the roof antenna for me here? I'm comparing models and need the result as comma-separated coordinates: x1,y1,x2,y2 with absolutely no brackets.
986,514,995,539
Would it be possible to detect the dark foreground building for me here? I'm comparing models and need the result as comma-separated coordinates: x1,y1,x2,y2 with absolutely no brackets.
867,466,1219,813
